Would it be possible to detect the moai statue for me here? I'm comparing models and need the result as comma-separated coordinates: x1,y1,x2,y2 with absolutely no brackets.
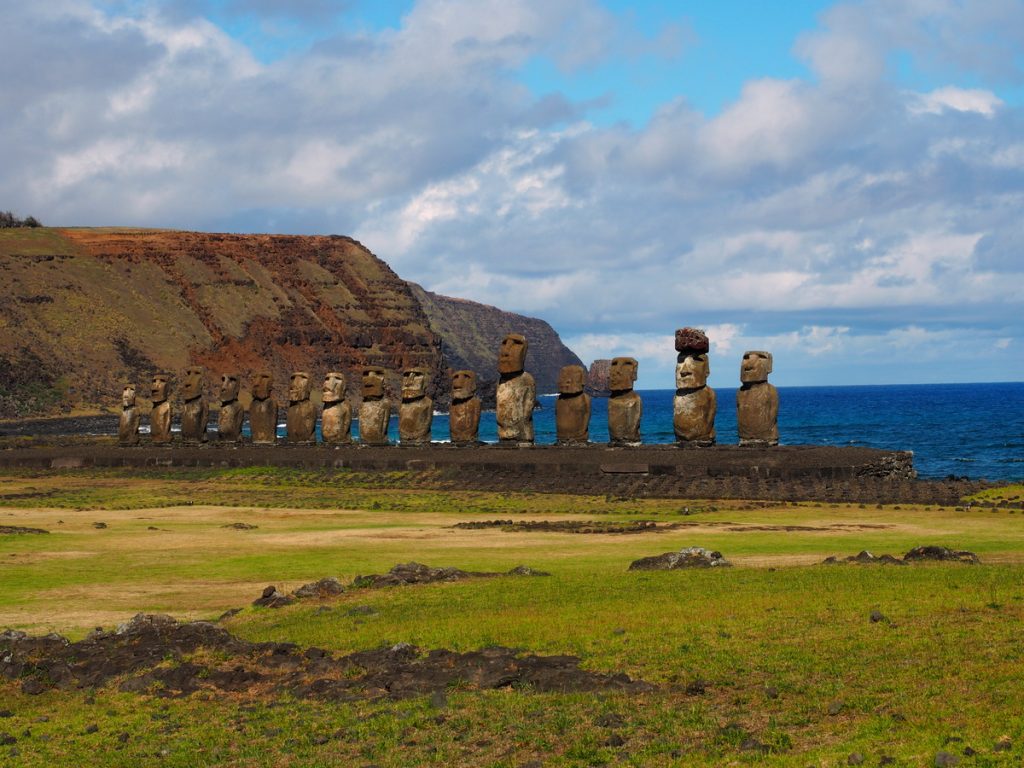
118,384,141,446
496,333,535,444
180,366,209,443
321,371,352,445
286,371,316,444
150,373,172,445
449,369,481,445
737,351,779,446
673,328,716,446
359,366,391,445
217,373,244,443
555,364,590,445
248,371,278,445
607,357,642,445
399,367,433,445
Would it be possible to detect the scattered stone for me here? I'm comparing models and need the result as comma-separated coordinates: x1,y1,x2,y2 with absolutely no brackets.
346,606,378,617
0,734,15,746
827,701,844,716
0,526,49,535
0,711,11,718
293,578,346,599
879,756,895,765
822,551,906,566
934,751,960,767
222,523,258,530
429,690,447,709
994,735,1012,752
217,608,242,623
904,546,979,564
93,522,108,529
84,723,99,734
117,732,130,744
348,562,546,589
962,746,976,757
595,713,625,728
847,752,864,765
764,685,779,699
685,678,708,695
0,614,652,701
604,733,626,748
455,519,666,535
628,547,731,571
252,586,294,608
869,610,887,623
506,565,551,577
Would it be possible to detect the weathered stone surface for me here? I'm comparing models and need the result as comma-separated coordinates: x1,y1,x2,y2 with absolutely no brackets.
179,366,209,443
496,334,535,443
359,367,391,445
320,372,351,445
608,357,642,445
586,359,611,397
149,374,172,444
674,353,715,445
293,577,347,599
737,351,778,446
248,371,277,445
399,367,433,445
556,365,590,444
628,547,731,570
117,385,140,446
217,374,244,443
286,371,316,444
903,545,980,564
449,369,481,445
675,327,709,354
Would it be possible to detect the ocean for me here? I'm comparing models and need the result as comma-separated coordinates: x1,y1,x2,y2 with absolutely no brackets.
361,382,1024,482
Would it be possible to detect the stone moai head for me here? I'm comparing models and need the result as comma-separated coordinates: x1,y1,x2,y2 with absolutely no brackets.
151,374,170,403
451,369,477,400
676,353,710,389
251,371,273,400
181,367,205,401
557,365,586,395
498,333,528,375
362,367,386,399
609,357,638,392
288,371,311,403
219,373,240,403
122,384,136,408
322,371,346,403
740,350,773,384
401,367,429,400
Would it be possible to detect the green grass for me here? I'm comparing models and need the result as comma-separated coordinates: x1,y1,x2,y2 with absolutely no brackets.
2,468,1024,765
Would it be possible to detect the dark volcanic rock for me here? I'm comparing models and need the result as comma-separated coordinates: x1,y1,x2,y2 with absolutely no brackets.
0,526,49,535
0,614,651,701
351,562,493,588
292,578,346,599
903,546,979,564
628,547,731,571
252,586,294,608
822,550,906,566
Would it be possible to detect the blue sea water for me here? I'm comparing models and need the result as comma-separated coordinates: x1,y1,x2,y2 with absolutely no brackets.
356,382,1024,481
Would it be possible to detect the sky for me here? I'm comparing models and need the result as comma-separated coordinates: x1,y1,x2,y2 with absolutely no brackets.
2,0,1023,388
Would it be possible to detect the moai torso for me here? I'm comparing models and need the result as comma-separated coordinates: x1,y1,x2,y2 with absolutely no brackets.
496,334,535,443
286,371,316,444
359,367,391,445
608,391,642,445
248,372,277,445
150,374,173,445
607,357,641,445
322,401,352,444
555,364,589,444
673,387,717,445
497,373,536,442
359,399,391,444
399,397,433,444
118,385,141,446
737,351,778,445
321,372,352,444
180,366,208,443
217,374,244,443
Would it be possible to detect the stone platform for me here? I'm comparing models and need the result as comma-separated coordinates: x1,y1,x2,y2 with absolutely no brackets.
0,442,988,506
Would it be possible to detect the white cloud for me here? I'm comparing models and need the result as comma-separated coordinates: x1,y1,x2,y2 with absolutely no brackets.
911,86,1003,117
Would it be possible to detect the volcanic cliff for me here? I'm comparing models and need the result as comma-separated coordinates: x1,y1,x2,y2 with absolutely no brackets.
0,228,580,417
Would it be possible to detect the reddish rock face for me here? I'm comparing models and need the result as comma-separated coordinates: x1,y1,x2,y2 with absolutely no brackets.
675,327,709,355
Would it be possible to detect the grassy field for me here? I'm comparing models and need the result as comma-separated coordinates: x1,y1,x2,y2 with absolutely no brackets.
2,467,1024,766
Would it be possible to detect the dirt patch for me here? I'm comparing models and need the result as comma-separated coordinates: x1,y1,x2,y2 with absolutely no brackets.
1,613,651,700
0,525,49,535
